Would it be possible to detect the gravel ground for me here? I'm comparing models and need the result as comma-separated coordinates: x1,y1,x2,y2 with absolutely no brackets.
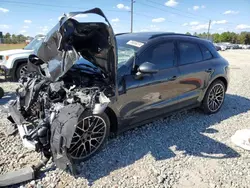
1,50,250,188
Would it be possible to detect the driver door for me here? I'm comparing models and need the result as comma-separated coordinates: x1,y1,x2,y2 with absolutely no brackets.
117,40,181,125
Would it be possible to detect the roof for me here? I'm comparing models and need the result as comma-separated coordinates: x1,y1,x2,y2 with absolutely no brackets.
115,32,198,43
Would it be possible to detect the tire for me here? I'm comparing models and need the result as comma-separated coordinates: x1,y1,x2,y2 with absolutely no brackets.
15,63,27,81
202,80,226,114
68,110,110,162
0,87,4,99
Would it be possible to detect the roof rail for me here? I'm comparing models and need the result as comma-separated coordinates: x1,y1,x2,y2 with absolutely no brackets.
149,33,199,39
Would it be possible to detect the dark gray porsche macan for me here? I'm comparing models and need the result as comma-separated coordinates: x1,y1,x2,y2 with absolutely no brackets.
7,8,229,172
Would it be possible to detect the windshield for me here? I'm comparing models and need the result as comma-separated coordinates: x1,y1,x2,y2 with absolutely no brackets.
24,38,44,50
116,36,144,67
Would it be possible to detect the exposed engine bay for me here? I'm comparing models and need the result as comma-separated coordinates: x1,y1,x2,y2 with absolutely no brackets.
8,60,112,169
2,8,117,185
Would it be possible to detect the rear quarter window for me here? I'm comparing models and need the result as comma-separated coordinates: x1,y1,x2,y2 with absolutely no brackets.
200,44,213,60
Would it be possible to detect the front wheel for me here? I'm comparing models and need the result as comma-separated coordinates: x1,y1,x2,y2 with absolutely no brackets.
68,111,110,162
202,80,226,114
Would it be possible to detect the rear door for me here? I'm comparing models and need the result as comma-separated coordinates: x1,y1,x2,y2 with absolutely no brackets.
176,40,213,107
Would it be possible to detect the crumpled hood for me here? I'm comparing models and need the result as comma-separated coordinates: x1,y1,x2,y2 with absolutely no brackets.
34,8,117,93
0,49,33,56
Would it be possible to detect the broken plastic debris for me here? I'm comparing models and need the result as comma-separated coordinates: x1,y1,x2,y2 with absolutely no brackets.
231,129,250,150
92,92,110,114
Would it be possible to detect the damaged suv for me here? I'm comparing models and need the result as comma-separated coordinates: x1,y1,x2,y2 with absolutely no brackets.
7,8,229,173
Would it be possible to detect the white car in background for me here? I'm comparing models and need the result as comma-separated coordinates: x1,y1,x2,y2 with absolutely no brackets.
219,44,227,51
0,36,44,81
242,45,250,49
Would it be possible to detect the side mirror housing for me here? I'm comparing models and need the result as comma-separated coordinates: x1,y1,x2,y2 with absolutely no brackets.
138,62,158,74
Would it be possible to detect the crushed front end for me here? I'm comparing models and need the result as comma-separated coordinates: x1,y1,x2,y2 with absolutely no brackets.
6,7,117,174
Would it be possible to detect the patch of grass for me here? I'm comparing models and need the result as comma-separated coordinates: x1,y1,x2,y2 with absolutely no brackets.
0,43,26,51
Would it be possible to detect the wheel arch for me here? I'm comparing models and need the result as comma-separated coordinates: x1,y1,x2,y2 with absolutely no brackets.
105,107,118,134
13,58,28,80
200,75,228,102
215,76,228,91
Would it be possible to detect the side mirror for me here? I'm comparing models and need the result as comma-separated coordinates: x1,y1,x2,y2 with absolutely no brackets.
138,62,158,74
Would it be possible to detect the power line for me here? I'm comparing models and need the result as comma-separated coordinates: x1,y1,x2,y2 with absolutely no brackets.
134,12,183,25
136,1,209,23
0,0,129,13
1,0,245,33
135,1,246,32
0,0,81,9
140,0,248,28
146,0,210,21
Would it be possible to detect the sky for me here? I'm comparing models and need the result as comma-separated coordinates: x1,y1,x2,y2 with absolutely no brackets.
0,0,249,37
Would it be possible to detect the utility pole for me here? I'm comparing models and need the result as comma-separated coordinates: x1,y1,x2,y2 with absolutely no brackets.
207,20,211,40
131,0,134,33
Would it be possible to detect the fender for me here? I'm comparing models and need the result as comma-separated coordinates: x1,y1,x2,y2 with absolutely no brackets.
5,54,30,69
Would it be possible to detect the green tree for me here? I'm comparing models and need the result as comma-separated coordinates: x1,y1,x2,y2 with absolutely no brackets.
16,34,27,43
212,33,221,43
230,32,238,44
11,34,18,44
246,33,250,44
4,32,11,44
194,31,250,44
220,32,232,42
238,32,250,44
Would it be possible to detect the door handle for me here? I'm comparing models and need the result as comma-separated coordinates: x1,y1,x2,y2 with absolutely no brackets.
169,76,177,81
205,68,213,73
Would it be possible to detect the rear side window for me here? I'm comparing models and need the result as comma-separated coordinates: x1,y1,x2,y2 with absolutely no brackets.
179,42,203,65
200,44,213,60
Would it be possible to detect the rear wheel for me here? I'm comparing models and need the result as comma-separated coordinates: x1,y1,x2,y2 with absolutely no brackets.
202,80,226,114
16,63,27,80
68,111,110,162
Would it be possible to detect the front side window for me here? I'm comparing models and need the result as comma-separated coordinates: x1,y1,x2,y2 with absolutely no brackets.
116,36,144,68
139,42,175,69
179,42,202,65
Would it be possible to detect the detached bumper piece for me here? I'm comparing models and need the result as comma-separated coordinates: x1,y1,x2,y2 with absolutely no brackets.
0,157,50,187
0,167,35,187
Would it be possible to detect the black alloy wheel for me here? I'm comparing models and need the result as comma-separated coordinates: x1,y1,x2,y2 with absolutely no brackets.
202,80,226,114
68,112,110,161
